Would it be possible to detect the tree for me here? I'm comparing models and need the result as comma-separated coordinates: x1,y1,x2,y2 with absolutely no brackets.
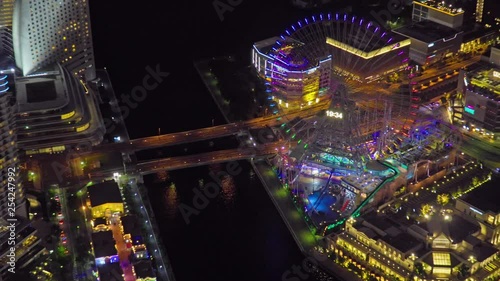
437,193,450,207
471,176,480,186
414,262,425,277
457,263,470,279
420,204,433,218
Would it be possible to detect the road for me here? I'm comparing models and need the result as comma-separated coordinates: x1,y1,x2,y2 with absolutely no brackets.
413,55,481,83
460,134,500,169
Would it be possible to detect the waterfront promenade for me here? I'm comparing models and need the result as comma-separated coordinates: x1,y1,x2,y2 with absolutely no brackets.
252,160,362,281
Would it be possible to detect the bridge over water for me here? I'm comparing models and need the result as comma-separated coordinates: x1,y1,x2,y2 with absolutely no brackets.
88,141,289,178
80,101,328,155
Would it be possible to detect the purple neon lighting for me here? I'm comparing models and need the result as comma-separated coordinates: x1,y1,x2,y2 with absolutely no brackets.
398,51,404,56
276,41,282,46
343,14,346,21
298,21,302,27
351,16,355,23
375,27,379,33
312,15,316,22
381,32,386,38
367,22,371,29
292,25,296,31
360,19,364,26
387,37,393,44
286,30,290,35
281,35,285,40
305,18,308,24
336,13,338,20
320,14,323,20
328,13,331,20
402,58,409,63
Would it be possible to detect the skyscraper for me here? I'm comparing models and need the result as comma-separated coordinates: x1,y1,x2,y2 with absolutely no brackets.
12,0,96,80
476,0,485,23
0,0,14,60
0,63,25,220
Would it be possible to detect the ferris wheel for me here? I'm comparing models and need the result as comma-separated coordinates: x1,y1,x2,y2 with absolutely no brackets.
268,12,417,167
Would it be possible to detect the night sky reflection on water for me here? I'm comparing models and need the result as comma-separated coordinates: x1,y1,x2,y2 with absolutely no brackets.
145,161,322,281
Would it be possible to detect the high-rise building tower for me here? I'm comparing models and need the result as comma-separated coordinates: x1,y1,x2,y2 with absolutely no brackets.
476,0,485,23
0,0,15,60
412,0,465,28
0,64,25,219
0,61,41,281
12,0,96,80
476,0,498,28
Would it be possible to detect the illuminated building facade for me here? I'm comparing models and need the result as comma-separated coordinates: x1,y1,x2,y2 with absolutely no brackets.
458,48,500,140
329,211,500,281
460,27,498,54
0,218,45,280
476,0,486,23
412,0,464,29
476,0,498,29
0,60,40,281
0,65,26,220
12,0,96,80
252,37,332,108
0,0,14,60
15,63,105,154
87,181,124,219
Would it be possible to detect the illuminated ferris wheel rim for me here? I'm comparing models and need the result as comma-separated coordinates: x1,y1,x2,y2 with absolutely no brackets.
267,12,410,73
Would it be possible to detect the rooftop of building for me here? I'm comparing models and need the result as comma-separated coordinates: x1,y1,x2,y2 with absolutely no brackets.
461,24,498,43
380,232,422,253
133,260,155,279
423,214,480,244
394,20,462,43
471,241,498,262
469,68,500,93
365,160,390,172
88,180,123,207
460,180,500,214
15,63,70,112
96,262,123,281
354,212,423,253
121,215,142,237
94,217,107,226
360,211,398,231
91,230,116,258
413,0,465,15
253,36,304,56
343,172,382,193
